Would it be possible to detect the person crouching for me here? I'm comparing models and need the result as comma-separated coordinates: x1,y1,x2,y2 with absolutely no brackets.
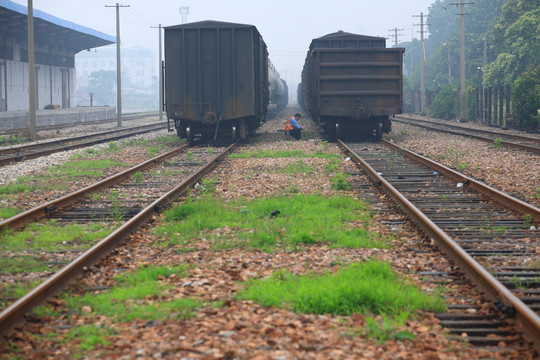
285,113,304,140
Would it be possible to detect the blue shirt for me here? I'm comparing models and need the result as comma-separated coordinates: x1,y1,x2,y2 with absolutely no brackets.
289,117,301,129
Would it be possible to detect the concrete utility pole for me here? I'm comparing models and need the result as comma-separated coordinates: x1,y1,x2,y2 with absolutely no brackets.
444,43,452,83
106,3,130,127
27,0,36,138
413,12,427,114
151,24,163,121
450,0,473,121
387,28,404,48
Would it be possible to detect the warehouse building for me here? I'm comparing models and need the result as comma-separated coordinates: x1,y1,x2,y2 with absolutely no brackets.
0,0,115,128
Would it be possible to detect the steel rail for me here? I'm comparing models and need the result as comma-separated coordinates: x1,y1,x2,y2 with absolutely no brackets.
0,123,168,166
0,113,159,137
0,144,189,230
0,143,235,336
381,139,540,222
337,139,540,351
396,115,540,144
393,116,540,155
0,122,167,155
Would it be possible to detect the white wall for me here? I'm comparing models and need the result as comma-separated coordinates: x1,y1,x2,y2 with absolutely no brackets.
2,60,76,111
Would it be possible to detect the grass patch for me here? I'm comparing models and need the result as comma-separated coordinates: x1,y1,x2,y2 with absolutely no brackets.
361,312,416,343
0,182,33,194
278,159,315,175
330,172,351,190
0,207,20,219
156,194,387,251
63,324,113,352
0,221,113,251
1,280,42,311
49,159,128,179
230,149,338,159
238,260,445,316
0,256,59,273
66,264,200,322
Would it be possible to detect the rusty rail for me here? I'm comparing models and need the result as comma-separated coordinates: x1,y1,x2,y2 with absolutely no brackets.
394,116,540,155
0,144,189,230
0,122,168,166
337,139,540,351
0,143,234,336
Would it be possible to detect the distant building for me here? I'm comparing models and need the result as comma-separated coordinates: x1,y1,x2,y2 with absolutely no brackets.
76,46,156,95
0,0,114,111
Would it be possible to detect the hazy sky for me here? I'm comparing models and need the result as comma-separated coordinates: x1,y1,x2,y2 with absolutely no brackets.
12,0,436,85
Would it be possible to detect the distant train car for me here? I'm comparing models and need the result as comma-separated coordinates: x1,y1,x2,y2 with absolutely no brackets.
164,20,279,142
299,31,404,138
267,62,288,119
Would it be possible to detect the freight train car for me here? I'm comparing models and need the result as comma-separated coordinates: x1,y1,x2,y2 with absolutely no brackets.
267,62,288,119
299,31,404,138
164,20,284,142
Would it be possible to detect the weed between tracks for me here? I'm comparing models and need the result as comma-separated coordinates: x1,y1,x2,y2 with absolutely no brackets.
155,194,388,251
229,149,339,160
0,221,113,251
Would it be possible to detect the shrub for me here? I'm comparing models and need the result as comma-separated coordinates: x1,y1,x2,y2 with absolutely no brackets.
512,65,540,129
431,83,459,119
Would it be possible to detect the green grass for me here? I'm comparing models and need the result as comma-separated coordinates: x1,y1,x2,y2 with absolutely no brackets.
66,264,200,322
0,221,113,251
238,260,446,316
0,207,20,218
0,256,61,273
1,280,42,311
361,313,416,343
156,194,388,251
278,159,315,175
0,182,32,194
63,324,113,352
230,149,338,159
330,172,351,190
49,159,128,179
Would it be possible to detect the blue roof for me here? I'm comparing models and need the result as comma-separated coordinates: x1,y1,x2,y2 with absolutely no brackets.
0,0,115,53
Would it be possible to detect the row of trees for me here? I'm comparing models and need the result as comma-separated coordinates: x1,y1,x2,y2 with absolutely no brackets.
401,0,539,129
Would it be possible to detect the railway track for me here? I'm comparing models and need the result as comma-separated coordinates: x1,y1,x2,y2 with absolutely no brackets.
0,143,234,335
394,115,540,155
0,121,168,167
339,139,540,353
0,112,159,137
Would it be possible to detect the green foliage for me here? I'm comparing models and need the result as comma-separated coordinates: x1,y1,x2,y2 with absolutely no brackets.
0,256,55,273
63,325,113,352
362,313,416,343
279,160,315,175
493,137,503,150
330,172,351,191
0,222,112,251
483,53,520,87
512,66,540,129
0,182,31,194
523,213,532,227
67,265,198,322
109,191,125,222
0,207,20,219
238,260,446,316
156,195,387,251
133,171,143,183
431,83,459,119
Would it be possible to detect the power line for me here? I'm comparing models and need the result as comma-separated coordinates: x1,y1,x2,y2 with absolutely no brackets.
387,27,404,47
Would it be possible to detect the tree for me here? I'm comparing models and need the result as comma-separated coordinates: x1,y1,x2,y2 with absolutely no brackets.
504,8,540,73
432,82,459,119
483,53,519,87
88,70,116,106
512,65,540,129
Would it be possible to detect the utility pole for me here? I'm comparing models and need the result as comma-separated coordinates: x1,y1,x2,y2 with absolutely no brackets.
450,0,473,121
106,3,130,127
388,28,404,48
444,43,452,83
151,24,163,121
27,0,36,138
413,12,427,114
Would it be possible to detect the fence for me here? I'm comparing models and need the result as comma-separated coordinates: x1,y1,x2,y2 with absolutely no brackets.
405,85,513,127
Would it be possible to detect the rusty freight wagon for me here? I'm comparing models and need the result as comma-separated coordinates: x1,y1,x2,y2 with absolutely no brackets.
299,31,404,138
164,21,270,142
